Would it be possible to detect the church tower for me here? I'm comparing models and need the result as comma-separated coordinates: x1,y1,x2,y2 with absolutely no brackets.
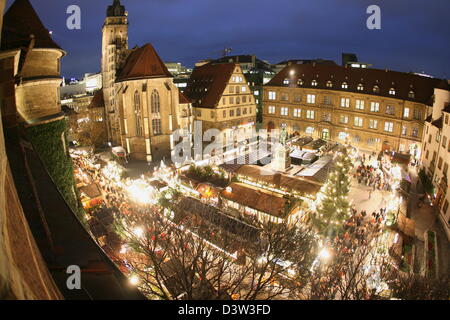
102,0,128,145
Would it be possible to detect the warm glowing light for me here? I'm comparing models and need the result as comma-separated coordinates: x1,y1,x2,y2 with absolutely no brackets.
129,275,139,286
318,248,331,261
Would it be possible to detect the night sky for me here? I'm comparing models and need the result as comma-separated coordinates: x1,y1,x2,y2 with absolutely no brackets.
5,0,450,80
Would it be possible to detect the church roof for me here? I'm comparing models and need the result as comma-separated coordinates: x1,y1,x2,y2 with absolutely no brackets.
185,63,236,108
116,44,173,82
1,0,62,51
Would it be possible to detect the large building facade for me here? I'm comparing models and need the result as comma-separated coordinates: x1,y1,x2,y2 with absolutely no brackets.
185,63,257,147
262,62,444,160
420,85,450,240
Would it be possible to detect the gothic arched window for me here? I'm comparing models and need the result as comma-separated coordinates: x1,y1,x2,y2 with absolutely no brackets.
134,90,142,136
151,89,160,113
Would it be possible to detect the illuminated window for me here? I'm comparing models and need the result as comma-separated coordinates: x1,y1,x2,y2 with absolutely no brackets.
280,107,288,116
369,119,378,129
268,91,276,100
340,97,350,108
305,126,314,135
311,80,318,86
306,110,315,119
306,94,316,104
152,119,162,135
326,81,333,87
297,79,304,86
339,115,349,124
354,116,363,127
403,107,410,118
134,91,143,136
357,83,364,91
355,99,364,110
408,90,415,98
293,108,301,117
370,102,380,112
384,121,394,132
283,78,289,85
268,106,276,114
338,132,348,140
389,88,396,95
373,85,380,93
341,82,348,89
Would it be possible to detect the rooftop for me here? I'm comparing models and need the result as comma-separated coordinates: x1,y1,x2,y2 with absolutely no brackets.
116,43,173,82
267,63,449,104
1,0,62,51
185,63,236,108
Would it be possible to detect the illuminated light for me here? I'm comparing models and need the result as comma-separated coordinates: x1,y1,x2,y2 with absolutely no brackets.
287,268,296,276
318,248,331,261
133,226,144,238
226,186,232,193
129,275,139,286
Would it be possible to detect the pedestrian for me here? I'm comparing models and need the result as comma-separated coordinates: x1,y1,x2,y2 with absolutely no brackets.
368,189,372,199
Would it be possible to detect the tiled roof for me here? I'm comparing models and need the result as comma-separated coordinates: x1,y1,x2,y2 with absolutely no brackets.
266,63,448,104
185,63,236,108
1,0,62,51
88,90,105,109
178,91,191,104
116,44,173,82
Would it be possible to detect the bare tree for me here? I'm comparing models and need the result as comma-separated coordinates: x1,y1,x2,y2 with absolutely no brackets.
113,190,316,300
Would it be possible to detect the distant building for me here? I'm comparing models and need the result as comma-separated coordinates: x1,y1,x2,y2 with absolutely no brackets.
341,53,371,69
164,62,193,92
185,62,257,147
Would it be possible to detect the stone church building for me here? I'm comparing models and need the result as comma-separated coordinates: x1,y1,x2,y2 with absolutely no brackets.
101,0,193,162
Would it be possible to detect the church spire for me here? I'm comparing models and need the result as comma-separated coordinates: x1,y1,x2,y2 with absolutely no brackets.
107,0,126,17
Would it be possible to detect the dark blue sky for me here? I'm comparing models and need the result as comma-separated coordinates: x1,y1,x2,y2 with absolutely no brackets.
6,0,450,79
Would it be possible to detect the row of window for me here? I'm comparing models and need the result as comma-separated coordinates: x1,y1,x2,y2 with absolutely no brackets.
228,85,247,94
196,107,254,119
268,106,421,136
281,79,415,98
222,95,253,105
267,92,422,119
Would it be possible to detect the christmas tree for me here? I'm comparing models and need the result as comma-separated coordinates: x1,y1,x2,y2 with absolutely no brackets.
313,149,353,238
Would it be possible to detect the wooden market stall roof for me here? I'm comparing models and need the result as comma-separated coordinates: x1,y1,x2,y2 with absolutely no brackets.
235,165,322,195
220,182,294,218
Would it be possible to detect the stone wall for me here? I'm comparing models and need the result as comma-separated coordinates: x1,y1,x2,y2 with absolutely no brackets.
0,0,62,300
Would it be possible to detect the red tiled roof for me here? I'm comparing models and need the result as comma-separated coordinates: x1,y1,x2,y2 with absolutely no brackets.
266,63,448,104
1,0,62,51
178,91,191,104
185,63,236,108
88,90,105,109
116,43,173,82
